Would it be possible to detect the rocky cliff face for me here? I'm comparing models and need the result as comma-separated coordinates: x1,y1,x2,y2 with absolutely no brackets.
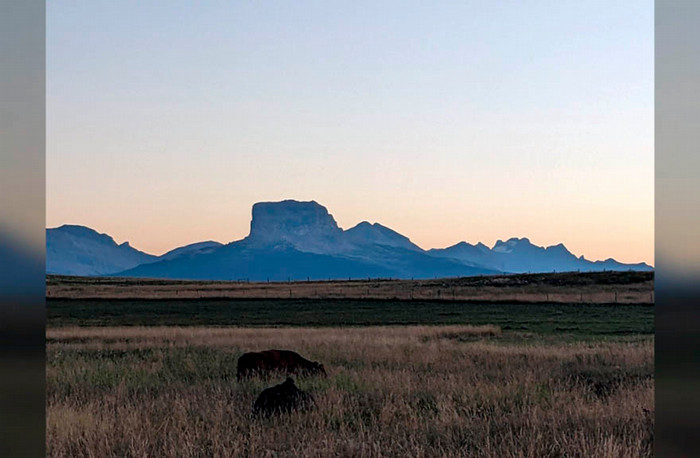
245,201,425,254
245,200,346,253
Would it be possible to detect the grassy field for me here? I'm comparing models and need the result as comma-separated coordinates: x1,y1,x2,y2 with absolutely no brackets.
47,273,655,456
46,271,654,304
46,326,654,457
47,299,654,337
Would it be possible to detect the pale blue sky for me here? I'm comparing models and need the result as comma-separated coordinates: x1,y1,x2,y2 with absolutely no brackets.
47,1,654,263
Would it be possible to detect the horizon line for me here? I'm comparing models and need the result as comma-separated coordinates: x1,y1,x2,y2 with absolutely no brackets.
46,221,653,267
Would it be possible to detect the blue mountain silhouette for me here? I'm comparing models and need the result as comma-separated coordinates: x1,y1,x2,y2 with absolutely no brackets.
46,200,653,280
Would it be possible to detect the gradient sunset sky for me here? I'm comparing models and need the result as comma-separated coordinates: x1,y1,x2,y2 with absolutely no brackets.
47,1,653,264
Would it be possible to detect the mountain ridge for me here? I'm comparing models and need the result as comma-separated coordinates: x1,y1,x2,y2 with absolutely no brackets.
46,224,158,276
46,200,653,279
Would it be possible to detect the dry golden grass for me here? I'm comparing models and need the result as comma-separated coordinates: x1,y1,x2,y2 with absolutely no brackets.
46,272,654,304
47,326,653,457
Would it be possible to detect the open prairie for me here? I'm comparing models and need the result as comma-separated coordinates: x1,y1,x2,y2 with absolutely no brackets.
47,325,653,457
46,272,654,457
47,298,653,336
46,271,654,304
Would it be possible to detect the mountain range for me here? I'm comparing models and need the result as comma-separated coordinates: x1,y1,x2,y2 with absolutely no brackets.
46,200,652,280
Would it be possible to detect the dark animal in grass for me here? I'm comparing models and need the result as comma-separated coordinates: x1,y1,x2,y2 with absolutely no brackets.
237,349,327,380
252,377,315,417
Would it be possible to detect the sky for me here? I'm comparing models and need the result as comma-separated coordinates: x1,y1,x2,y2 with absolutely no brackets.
47,1,654,264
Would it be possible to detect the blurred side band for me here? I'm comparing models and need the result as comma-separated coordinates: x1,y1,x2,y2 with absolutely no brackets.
0,1,46,457
656,1,700,456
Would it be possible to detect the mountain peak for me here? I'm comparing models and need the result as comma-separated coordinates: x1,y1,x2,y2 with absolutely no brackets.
246,199,343,253
50,224,117,245
54,224,100,235
54,224,94,231
492,237,532,253
46,225,157,276
344,221,421,251
160,241,224,261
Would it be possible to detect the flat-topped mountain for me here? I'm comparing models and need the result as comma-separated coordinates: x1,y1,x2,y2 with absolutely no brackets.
245,200,346,253
46,200,653,279
117,200,493,280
